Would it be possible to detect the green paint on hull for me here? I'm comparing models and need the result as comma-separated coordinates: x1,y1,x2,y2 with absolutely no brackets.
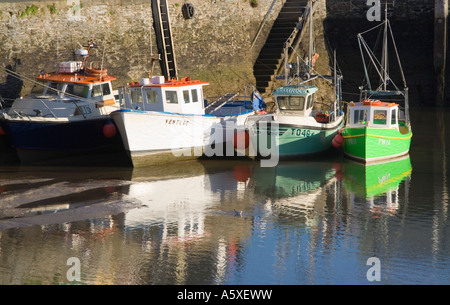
342,155,412,198
256,120,344,157
342,125,412,162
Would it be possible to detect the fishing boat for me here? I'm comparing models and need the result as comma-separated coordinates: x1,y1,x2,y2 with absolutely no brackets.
109,0,255,167
337,2,412,163
245,80,344,159
110,76,254,167
0,41,125,165
244,0,345,160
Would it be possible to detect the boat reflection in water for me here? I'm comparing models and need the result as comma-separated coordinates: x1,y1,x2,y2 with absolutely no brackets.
3,109,450,285
249,160,340,227
0,158,342,284
340,155,412,217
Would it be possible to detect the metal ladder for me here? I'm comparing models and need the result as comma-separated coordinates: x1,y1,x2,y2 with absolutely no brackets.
152,0,178,80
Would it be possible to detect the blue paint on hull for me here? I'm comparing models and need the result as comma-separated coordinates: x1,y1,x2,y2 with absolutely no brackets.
0,118,126,164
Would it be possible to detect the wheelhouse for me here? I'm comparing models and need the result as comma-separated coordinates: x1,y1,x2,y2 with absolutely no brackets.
34,68,117,106
5,61,118,120
272,85,318,116
347,99,400,130
118,76,209,115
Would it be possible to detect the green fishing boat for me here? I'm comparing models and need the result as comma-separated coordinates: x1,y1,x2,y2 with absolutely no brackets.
244,0,344,161
246,83,344,158
338,2,412,163
342,98,412,162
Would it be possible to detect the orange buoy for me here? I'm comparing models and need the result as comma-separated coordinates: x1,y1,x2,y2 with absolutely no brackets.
103,122,117,138
332,133,344,148
234,130,249,150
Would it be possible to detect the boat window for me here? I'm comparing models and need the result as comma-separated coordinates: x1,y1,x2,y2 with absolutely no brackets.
30,82,46,95
131,89,143,104
165,90,178,104
47,82,65,96
183,90,190,103
277,96,305,111
191,89,199,103
92,83,111,97
118,90,126,107
306,94,314,109
391,108,398,125
144,89,158,103
353,109,367,125
102,83,111,95
92,85,102,97
66,84,89,98
373,109,387,125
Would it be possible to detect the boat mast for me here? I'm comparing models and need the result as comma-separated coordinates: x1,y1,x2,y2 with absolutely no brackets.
382,0,388,91
309,0,314,74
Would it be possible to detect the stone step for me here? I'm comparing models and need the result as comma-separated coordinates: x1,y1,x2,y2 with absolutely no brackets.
254,58,283,66
253,0,309,93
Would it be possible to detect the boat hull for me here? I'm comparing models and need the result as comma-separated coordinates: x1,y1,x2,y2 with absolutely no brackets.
0,117,126,165
342,126,412,163
110,109,251,166
249,115,345,158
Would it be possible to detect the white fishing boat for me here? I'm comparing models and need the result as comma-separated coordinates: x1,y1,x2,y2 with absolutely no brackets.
110,76,254,166
0,41,125,165
109,0,262,167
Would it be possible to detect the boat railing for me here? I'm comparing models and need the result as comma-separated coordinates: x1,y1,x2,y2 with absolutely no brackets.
9,96,92,119
205,96,254,117
205,92,239,114
10,98,58,119
39,99,59,118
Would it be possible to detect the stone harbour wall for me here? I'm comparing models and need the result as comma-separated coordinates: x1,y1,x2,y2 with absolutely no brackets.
326,0,434,19
0,0,284,98
0,0,437,103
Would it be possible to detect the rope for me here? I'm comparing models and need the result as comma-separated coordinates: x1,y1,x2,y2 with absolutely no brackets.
387,20,407,88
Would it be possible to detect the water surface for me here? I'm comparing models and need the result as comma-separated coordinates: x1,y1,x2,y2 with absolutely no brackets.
0,108,449,285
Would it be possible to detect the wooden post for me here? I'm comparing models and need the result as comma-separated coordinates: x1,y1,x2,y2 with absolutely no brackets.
434,0,448,106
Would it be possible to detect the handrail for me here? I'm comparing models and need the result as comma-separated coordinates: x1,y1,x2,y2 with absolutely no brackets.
39,99,59,118
250,0,278,49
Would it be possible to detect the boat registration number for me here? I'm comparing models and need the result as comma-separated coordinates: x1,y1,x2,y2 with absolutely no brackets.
378,138,391,146
290,128,313,137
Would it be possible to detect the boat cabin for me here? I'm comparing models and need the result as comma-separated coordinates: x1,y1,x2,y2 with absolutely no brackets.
6,61,117,119
119,76,209,115
272,85,318,116
347,99,400,130
31,62,117,105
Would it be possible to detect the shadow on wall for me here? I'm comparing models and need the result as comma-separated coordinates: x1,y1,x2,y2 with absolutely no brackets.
323,17,435,106
0,58,24,109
